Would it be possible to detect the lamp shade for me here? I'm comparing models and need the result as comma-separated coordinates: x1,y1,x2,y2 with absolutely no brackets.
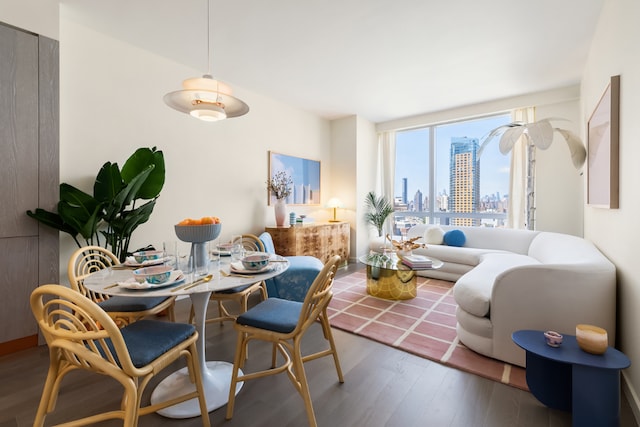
326,198,343,208
327,198,343,222
164,75,249,120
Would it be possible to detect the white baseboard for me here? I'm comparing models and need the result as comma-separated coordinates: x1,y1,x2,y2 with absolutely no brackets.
622,370,640,425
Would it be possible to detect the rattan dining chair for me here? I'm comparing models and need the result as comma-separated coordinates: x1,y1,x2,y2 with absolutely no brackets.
225,255,344,427
190,234,268,325
258,231,324,302
68,246,176,326
30,284,210,427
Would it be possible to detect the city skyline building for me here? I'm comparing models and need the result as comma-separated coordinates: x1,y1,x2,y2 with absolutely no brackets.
402,178,408,204
413,189,423,212
449,137,480,226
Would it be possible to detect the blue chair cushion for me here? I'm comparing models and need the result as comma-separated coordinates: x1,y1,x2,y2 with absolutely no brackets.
258,231,323,302
258,232,277,254
108,320,195,368
236,298,302,333
98,296,171,312
265,256,323,302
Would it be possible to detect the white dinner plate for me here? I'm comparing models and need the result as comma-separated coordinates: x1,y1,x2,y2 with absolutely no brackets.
117,270,185,290
229,262,273,274
122,256,170,268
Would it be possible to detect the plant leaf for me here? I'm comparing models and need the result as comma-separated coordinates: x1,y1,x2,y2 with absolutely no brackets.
122,147,165,200
103,165,155,222
94,162,124,204
26,208,78,237
58,184,103,240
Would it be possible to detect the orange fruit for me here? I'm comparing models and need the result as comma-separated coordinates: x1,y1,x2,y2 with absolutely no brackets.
177,218,192,226
201,216,214,225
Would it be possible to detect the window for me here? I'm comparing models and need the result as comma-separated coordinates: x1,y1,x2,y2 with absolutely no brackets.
393,113,511,234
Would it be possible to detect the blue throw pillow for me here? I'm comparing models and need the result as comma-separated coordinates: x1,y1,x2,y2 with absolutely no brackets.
443,229,466,247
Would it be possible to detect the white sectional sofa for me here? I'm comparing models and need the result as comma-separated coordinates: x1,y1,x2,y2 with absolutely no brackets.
376,224,617,367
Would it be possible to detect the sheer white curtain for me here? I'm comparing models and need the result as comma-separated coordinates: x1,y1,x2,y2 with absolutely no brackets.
377,131,396,237
507,107,535,229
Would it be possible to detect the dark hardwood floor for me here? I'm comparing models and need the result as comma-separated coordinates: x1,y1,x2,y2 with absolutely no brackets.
1,263,636,426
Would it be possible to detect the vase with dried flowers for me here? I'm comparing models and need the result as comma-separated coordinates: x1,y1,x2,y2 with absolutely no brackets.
266,171,293,226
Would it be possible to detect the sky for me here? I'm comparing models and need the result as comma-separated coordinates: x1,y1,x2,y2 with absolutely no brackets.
394,113,512,202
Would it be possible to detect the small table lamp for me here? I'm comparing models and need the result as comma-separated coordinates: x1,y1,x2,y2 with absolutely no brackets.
326,198,343,222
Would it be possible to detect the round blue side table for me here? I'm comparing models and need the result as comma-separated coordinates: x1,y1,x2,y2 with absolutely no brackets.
513,330,630,427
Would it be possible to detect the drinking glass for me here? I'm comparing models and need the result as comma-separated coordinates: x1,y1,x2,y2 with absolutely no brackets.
230,235,244,262
163,241,178,270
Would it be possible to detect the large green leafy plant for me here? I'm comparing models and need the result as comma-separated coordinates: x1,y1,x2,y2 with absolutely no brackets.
27,147,165,261
364,191,394,237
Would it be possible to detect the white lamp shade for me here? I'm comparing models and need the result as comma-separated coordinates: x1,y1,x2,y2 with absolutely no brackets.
326,198,343,208
164,76,249,120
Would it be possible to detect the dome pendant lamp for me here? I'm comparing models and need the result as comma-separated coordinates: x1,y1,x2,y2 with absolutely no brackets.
163,0,249,121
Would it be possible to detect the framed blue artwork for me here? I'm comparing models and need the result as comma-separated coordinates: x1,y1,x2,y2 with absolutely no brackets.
268,151,321,205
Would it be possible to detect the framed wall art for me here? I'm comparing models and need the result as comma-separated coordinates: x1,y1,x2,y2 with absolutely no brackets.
587,75,620,209
268,151,321,205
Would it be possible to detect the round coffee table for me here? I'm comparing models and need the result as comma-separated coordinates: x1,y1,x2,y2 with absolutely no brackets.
358,252,442,300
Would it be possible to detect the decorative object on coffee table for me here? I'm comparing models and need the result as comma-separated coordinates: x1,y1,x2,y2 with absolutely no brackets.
385,234,425,259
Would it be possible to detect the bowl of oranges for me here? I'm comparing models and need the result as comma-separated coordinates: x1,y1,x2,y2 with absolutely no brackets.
175,216,222,243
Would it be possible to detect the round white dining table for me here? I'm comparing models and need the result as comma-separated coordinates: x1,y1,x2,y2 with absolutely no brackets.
83,255,289,418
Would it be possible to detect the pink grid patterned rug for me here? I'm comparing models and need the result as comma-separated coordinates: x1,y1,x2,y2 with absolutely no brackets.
328,270,528,391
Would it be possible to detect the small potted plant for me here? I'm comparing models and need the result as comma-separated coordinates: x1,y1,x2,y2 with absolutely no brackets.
363,191,394,237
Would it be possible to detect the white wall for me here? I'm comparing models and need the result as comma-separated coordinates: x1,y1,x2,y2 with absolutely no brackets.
330,117,357,259
581,0,640,418
58,15,332,280
534,96,583,235
377,86,583,236
329,116,378,261
0,0,58,39
355,116,378,257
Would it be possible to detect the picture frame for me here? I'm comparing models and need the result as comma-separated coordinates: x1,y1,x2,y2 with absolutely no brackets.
587,75,620,209
268,151,321,205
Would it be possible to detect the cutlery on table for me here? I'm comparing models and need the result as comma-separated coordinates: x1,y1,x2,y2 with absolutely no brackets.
111,264,137,270
171,274,213,292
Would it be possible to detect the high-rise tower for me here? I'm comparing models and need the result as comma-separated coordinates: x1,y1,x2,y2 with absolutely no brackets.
402,178,408,204
448,137,480,226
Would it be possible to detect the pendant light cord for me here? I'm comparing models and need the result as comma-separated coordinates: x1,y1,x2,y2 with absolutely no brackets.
207,0,211,76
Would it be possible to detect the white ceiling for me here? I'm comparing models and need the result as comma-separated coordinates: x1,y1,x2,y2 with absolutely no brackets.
61,0,604,123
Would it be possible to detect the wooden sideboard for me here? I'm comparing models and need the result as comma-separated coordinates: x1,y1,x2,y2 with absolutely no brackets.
265,222,350,266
